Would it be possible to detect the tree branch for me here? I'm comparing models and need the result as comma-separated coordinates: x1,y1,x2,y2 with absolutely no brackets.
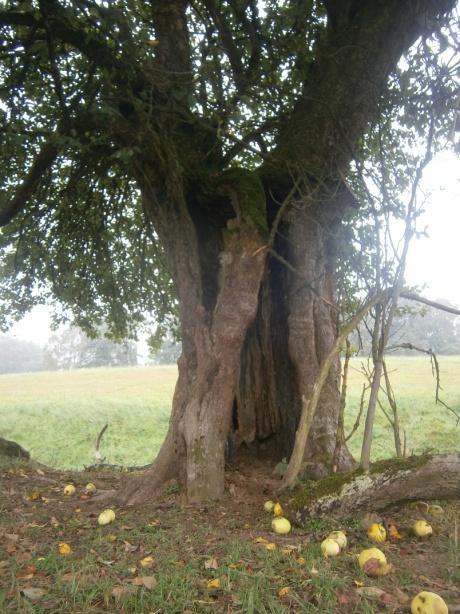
0,3,122,74
273,0,456,175
400,292,460,316
0,141,58,227
201,0,247,94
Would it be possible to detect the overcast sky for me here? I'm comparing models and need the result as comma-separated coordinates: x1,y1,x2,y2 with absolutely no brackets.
7,150,460,348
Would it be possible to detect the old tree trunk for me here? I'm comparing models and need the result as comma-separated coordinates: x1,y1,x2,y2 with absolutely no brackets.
113,1,456,504
36,0,446,510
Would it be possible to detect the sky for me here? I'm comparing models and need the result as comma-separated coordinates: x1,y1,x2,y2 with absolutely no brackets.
7,150,460,348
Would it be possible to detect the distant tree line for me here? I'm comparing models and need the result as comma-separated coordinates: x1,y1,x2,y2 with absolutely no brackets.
0,325,137,374
0,336,44,373
355,299,460,356
1,304,458,374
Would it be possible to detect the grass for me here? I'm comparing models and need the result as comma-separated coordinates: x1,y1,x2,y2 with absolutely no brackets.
344,356,460,460
0,356,459,469
0,458,458,613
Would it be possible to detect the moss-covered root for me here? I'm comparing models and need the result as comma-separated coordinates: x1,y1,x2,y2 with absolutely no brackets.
290,453,460,519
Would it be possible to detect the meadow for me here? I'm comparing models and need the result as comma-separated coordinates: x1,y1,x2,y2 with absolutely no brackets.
0,356,459,469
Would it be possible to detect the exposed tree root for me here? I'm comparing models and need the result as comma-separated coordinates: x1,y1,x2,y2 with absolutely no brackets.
114,434,180,506
0,437,30,459
294,453,460,519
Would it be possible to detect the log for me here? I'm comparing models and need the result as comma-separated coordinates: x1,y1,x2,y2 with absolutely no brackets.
0,437,30,459
293,454,460,519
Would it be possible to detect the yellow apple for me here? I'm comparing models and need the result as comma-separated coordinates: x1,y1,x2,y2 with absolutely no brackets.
410,591,448,614
271,517,291,535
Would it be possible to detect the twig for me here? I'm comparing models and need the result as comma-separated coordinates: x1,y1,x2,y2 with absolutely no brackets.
94,423,108,463
332,337,351,472
345,382,368,442
385,343,460,423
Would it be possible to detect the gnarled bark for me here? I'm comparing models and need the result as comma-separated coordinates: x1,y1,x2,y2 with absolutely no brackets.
295,454,460,519
120,170,267,504
234,205,355,476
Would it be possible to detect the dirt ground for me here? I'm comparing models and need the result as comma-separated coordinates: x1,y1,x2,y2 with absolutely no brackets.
0,457,459,613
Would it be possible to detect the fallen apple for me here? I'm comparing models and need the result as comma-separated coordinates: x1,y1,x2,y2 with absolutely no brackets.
410,591,448,614
358,547,392,577
85,482,97,494
413,520,433,538
321,538,340,558
327,530,347,549
271,517,291,535
263,500,275,512
98,509,116,526
63,484,76,496
427,504,444,517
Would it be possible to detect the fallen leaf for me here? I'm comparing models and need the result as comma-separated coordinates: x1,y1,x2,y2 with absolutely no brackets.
21,587,47,601
353,580,365,587
206,578,221,589
204,557,218,570
254,537,269,544
278,587,290,598
387,523,402,540
394,587,410,604
356,586,386,600
173,560,186,567
123,541,138,553
131,575,157,589
58,542,72,556
140,556,155,569
16,564,37,579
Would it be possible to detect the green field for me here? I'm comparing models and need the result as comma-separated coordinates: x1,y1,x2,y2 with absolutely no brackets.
1,357,459,469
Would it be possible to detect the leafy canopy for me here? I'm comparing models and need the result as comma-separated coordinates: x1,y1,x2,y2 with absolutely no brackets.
0,0,458,337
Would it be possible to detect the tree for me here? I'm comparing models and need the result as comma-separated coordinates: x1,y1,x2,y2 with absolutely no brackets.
0,335,45,373
43,325,138,369
391,299,460,354
149,336,182,366
0,1,458,503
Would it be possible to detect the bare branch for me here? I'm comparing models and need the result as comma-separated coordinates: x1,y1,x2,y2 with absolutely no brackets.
400,292,460,316
280,287,394,490
386,343,460,423
94,423,108,464
345,383,368,442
